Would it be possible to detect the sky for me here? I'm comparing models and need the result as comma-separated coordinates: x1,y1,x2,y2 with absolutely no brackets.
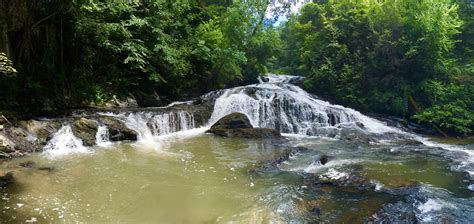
265,0,310,26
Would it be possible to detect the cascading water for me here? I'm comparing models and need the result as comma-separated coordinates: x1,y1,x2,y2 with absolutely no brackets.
100,110,196,141
43,125,89,158
209,74,397,136
95,126,111,146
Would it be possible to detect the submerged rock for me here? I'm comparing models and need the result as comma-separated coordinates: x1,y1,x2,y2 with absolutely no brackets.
19,161,36,168
72,118,99,146
249,147,309,173
207,113,281,139
0,172,14,188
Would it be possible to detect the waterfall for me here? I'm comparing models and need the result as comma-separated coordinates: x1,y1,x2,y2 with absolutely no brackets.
209,75,397,136
95,126,111,146
43,125,89,158
101,111,196,141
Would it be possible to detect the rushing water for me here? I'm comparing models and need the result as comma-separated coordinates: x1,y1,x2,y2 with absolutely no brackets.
1,74,473,223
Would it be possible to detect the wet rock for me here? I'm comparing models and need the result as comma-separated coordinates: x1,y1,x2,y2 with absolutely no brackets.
209,113,253,130
259,76,269,82
221,128,282,139
249,147,309,173
0,134,16,154
319,155,329,165
72,118,99,146
18,119,62,143
19,161,36,168
0,132,29,159
0,172,14,188
104,95,138,108
207,113,281,139
382,180,421,196
392,139,423,146
356,122,365,129
37,167,54,172
96,116,138,141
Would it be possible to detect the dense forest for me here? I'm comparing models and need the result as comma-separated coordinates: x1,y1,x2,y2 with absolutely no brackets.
0,0,473,136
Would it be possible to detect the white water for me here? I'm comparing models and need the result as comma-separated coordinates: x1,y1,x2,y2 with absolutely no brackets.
95,126,111,147
209,74,398,135
100,110,197,142
41,74,474,179
43,125,89,159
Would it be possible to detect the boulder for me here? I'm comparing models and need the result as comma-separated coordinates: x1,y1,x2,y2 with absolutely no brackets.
104,95,138,108
0,134,17,158
19,161,36,168
72,118,99,146
96,116,138,141
319,155,329,165
207,113,281,139
0,172,14,188
18,119,62,142
219,128,282,139
249,147,309,173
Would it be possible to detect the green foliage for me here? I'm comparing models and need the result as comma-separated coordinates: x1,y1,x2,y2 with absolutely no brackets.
0,0,281,114
278,0,473,135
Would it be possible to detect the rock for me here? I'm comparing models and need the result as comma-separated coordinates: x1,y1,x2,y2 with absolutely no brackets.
206,113,281,139
0,172,14,188
96,116,138,141
37,167,54,172
220,128,282,139
249,147,309,173
356,122,365,129
72,118,98,146
319,155,329,165
18,119,62,143
259,76,269,82
0,134,16,154
104,95,138,108
19,161,36,168
209,113,253,130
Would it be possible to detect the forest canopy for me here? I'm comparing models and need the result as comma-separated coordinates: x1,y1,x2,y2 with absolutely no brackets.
0,0,473,135
277,0,474,135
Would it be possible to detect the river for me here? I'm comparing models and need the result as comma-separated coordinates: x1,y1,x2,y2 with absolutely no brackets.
1,74,473,223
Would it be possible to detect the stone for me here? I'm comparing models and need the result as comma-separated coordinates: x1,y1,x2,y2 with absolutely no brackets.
206,113,281,139
96,116,138,141
72,118,99,146
209,113,253,130
0,172,14,188
249,147,309,173
18,119,62,142
19,161,36,168
0,134,16,153
319,155,329,165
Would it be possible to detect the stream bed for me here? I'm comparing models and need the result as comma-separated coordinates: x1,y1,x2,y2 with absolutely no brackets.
1,132,473,223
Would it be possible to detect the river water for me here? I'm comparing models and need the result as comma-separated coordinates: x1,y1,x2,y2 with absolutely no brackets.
1,74,473,223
